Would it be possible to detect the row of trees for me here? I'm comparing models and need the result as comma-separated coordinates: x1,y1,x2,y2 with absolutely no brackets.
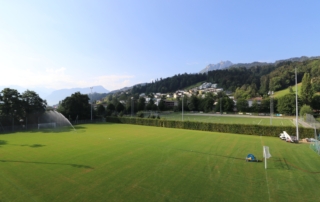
0,88,47,126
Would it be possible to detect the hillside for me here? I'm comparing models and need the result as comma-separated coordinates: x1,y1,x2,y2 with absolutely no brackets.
119,57,320,98
273,83,302,98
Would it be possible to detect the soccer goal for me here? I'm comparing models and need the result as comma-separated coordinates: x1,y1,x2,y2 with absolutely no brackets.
38,122,56,130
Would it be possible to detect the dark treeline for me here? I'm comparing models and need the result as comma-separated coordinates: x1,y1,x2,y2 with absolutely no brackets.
132,73,207,94
131,59,320,97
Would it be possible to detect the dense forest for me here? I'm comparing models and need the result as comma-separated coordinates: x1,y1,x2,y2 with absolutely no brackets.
131,59,320,97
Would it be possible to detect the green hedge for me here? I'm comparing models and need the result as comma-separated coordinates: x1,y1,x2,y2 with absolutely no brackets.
106,117,314,138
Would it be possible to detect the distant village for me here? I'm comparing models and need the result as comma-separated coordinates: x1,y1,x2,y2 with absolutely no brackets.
94,82,262,111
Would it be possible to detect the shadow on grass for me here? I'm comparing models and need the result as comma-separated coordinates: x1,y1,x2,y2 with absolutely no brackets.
0,159,94,169
20,144,46,148
270,158,320,174
0,140,8,146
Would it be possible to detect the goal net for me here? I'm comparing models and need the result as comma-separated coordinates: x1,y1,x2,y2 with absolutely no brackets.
38,122,56,130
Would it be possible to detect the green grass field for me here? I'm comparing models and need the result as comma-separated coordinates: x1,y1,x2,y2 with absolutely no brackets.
0,124,319,202
273,83,302,98
160,113,297,126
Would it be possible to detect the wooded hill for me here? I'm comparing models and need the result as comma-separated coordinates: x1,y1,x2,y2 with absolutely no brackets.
131,59,320,96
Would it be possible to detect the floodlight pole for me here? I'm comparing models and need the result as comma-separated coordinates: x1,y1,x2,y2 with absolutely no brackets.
270,91,274,125
295,67,299,141
220,97,222,115
90,87,93,121
131,97,133,117
182,94,184,121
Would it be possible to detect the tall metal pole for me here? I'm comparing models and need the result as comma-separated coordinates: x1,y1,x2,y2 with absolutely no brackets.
220,97,222,115
182,94,184,121
270,91,273,125
90,87,93,121
295,67,299,141
131,97,133,117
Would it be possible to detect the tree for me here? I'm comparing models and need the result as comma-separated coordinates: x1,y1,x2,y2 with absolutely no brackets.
137,97,146,111
277,94,299,115
251,100,260,113
158,99,166,111
299,105,313,117
260,97,270,113
300,73,313,105
311,77,320,92
21,90,47,116
236,98,248,112
57,92,90,120
107,103,115,111
115,102,125,113
311,95,320,111
202,93,214,112
146,98,154,110
96,105,106,116
215,96,234,112
0,88,23,117
188,95,199,111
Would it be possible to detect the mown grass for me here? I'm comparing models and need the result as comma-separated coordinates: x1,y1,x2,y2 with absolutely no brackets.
273,83,302,98
160,112,296,126
0,124,319,202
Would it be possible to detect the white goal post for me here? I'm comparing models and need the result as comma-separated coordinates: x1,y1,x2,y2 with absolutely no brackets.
38,122,56,129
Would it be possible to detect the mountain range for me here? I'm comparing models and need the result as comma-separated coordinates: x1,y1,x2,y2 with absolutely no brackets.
45,86,109,106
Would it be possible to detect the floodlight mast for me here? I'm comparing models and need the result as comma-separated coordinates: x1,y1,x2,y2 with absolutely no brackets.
90,87,93,121
182,94,184,121
131,97,133,117
295,67,299,141
269,91,274,125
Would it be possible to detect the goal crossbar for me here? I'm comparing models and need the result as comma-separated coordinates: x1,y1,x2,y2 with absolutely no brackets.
38,122,56,129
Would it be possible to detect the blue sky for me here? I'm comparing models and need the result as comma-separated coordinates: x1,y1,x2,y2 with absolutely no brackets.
0,0,319,92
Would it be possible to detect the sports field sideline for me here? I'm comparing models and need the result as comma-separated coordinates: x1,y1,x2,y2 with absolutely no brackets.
0,123,319,201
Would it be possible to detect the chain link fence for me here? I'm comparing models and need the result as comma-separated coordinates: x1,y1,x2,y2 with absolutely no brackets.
0,114,105,134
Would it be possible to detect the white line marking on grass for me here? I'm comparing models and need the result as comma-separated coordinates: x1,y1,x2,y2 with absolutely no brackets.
258,119,262,125
281,121,283,126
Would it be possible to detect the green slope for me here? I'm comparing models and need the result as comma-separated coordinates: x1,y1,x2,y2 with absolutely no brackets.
273,83,302,98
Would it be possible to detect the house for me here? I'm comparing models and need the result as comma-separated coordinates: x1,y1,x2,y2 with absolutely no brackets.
248,97,263,107
164,100,178,108
211,83,217,88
